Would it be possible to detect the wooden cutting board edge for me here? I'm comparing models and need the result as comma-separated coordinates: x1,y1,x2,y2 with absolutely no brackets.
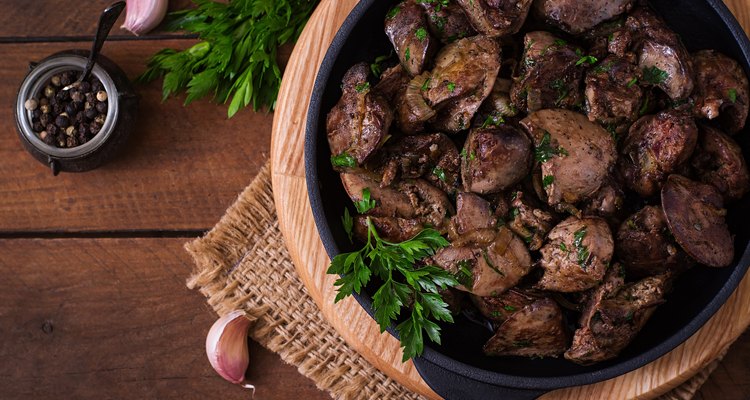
270,0,750,399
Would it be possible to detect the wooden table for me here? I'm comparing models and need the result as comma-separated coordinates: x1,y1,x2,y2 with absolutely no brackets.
0,1,747,399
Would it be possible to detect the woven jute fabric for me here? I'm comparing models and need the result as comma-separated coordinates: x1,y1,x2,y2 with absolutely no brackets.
185,161,724,400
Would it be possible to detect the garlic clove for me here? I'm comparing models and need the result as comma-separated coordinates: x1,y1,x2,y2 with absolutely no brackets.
205,310,253,385
121,0,169,36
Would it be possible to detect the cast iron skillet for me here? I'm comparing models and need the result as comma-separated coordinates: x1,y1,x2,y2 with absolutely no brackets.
305,1,750,399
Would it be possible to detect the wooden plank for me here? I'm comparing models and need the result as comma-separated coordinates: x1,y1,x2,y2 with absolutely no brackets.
0,40,272,232
0,238,328,400
0,0,195,40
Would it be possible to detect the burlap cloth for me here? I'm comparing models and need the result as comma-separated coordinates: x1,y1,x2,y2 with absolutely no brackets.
185,161,726,400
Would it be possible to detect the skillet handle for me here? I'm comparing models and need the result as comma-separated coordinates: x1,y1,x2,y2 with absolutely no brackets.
413,356,548,400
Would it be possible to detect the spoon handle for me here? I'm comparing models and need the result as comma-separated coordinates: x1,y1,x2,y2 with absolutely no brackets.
81,1,126,82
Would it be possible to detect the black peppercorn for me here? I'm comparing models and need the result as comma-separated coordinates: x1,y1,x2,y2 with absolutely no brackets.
65,102,77,116
27,70,108,149
55,114,70,128
90,121,102,134
70,90,83,102
66,136,79,148
55,89,69,102
60,72,72,86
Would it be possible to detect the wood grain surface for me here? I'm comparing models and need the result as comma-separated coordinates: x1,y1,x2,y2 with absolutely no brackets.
270,0,750,399
0,40,270,232
0,238,326,400
0,0,195,40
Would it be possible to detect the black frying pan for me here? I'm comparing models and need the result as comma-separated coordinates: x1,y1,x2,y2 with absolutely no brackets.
305,1,750,398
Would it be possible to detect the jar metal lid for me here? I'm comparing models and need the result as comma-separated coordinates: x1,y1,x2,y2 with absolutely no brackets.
16,55,120,158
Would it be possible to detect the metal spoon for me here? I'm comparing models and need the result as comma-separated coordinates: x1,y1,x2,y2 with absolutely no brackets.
62,1,126,91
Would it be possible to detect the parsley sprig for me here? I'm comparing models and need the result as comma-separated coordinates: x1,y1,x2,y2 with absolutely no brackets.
139,0,318,117
328,217,457,361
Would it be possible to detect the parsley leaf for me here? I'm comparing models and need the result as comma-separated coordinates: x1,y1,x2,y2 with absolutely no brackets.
330,152,357,168
481,113,505,128
139,0,318,117
432,166,447,182
576,55,598,66
573,227,590,268
503,305,517,312
342,208,354,243
354,188,376,213
642,66,669,85
355,82,370,93
405,47,411,62
542,175,555,188
728,88,738,103
627,77,638,88
370,52,393,78
535,131,568,163
446,81,456,92
416,27,428,41
328,218,456,361
387,6,401,19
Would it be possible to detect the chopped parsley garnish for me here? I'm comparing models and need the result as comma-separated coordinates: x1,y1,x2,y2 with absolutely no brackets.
728,88,738,103
642,66,668,85
553,39,567,46
355,82,370,93
446,81,456,92
386,6,401,19
593,61,614,74
354,188,376,213
576,55,599,66
573,227,590,268
503,305,517,312
626,219,637,229
328,218,456,362
432,166,447,182
421,77,431,91
342,208,354,243
510,207,520,218
404,47,411,62
542,175,555,188
456,260,473,288
461,148,476,161
431,15,446,32
559,242,569,253
490,310,502,318
482,249,505,276
370,52,393,78
639,96,650,116
534,131,568,163
416,27,428,41
330,152,357,168
481,113,505,128
627,77,638,88
550,79,569,105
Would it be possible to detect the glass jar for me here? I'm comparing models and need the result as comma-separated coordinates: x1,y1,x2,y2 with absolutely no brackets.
14,50,138,175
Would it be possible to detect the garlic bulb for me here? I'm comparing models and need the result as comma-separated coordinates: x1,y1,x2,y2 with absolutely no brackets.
205,310,255,392
121,0,169,36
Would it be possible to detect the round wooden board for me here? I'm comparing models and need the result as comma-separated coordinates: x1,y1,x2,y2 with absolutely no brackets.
270,1,750,398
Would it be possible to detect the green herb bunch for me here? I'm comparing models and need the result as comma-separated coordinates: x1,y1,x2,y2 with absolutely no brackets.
328,211,459,361
139,0,319,117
